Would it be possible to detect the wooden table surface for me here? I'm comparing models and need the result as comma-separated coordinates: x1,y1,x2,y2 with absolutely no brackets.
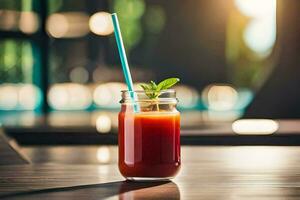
0,129,29,165
1,145,300,199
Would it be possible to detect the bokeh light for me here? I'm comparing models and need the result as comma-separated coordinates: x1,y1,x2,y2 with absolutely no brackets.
226,146,286,170
0,84,42,110
97,147,111,163
235,0,276,18
46,12,89,38
48,83,92,110
19,12,39,34
243,18,276,55
69,67,89,83
202,84,238,111
89,12,114,36
0,84,19,110
46,13,68,38
96,114,112,133
235,0,277,56
18,84,42,110
93,82,127,108
91,111,118,130
232,119,279,135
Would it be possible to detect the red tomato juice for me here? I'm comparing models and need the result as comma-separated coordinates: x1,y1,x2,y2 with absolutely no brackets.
118,110,181,178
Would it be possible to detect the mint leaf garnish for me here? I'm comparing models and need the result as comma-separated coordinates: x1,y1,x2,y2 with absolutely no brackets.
157,78,180,91
140,77,180,100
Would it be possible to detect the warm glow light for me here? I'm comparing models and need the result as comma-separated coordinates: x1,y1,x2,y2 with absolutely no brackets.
18,84,41,110
226,146,286,170
235,0,276,18
96,115,112,133
97,165,109,174
91,111,118,130
0,84,41,110
0,84,18,110
19,112,35,126
203,84,238,111
93,84,112,106
235,0,277,55
96,147,110,163
19,12,39,34
93,82,127,108
46,13,68,38
46,12,89,38
48,86,68,109
89,12,114,36
232,119,279,135
0,10,39,33
243,18,276,55
48,83,92,110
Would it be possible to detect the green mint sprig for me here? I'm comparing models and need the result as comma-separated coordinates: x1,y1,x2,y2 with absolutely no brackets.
140,78,180,100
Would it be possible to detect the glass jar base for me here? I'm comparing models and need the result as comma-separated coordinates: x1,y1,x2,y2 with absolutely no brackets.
126,177,174,182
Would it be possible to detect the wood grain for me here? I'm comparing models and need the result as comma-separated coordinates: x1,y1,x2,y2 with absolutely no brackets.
2,146,300,199
0,129,29,165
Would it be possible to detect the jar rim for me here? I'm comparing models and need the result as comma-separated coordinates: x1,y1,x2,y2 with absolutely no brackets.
121,89,175,93
120,89,177,104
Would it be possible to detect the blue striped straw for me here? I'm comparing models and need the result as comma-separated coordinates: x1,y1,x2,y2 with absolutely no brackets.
111,13,139,112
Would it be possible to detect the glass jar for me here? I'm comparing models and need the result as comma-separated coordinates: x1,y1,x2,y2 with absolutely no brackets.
118,89,181,181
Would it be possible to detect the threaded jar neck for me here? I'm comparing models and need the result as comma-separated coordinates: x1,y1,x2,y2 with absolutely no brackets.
120,89,177,104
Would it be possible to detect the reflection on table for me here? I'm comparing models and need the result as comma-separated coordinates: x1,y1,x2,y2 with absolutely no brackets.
1,145,300,199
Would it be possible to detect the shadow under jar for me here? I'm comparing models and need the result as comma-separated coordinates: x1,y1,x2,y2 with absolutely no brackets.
118,90,181,181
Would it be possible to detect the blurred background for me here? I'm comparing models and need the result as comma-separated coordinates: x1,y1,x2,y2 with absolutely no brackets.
0,0,299,144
